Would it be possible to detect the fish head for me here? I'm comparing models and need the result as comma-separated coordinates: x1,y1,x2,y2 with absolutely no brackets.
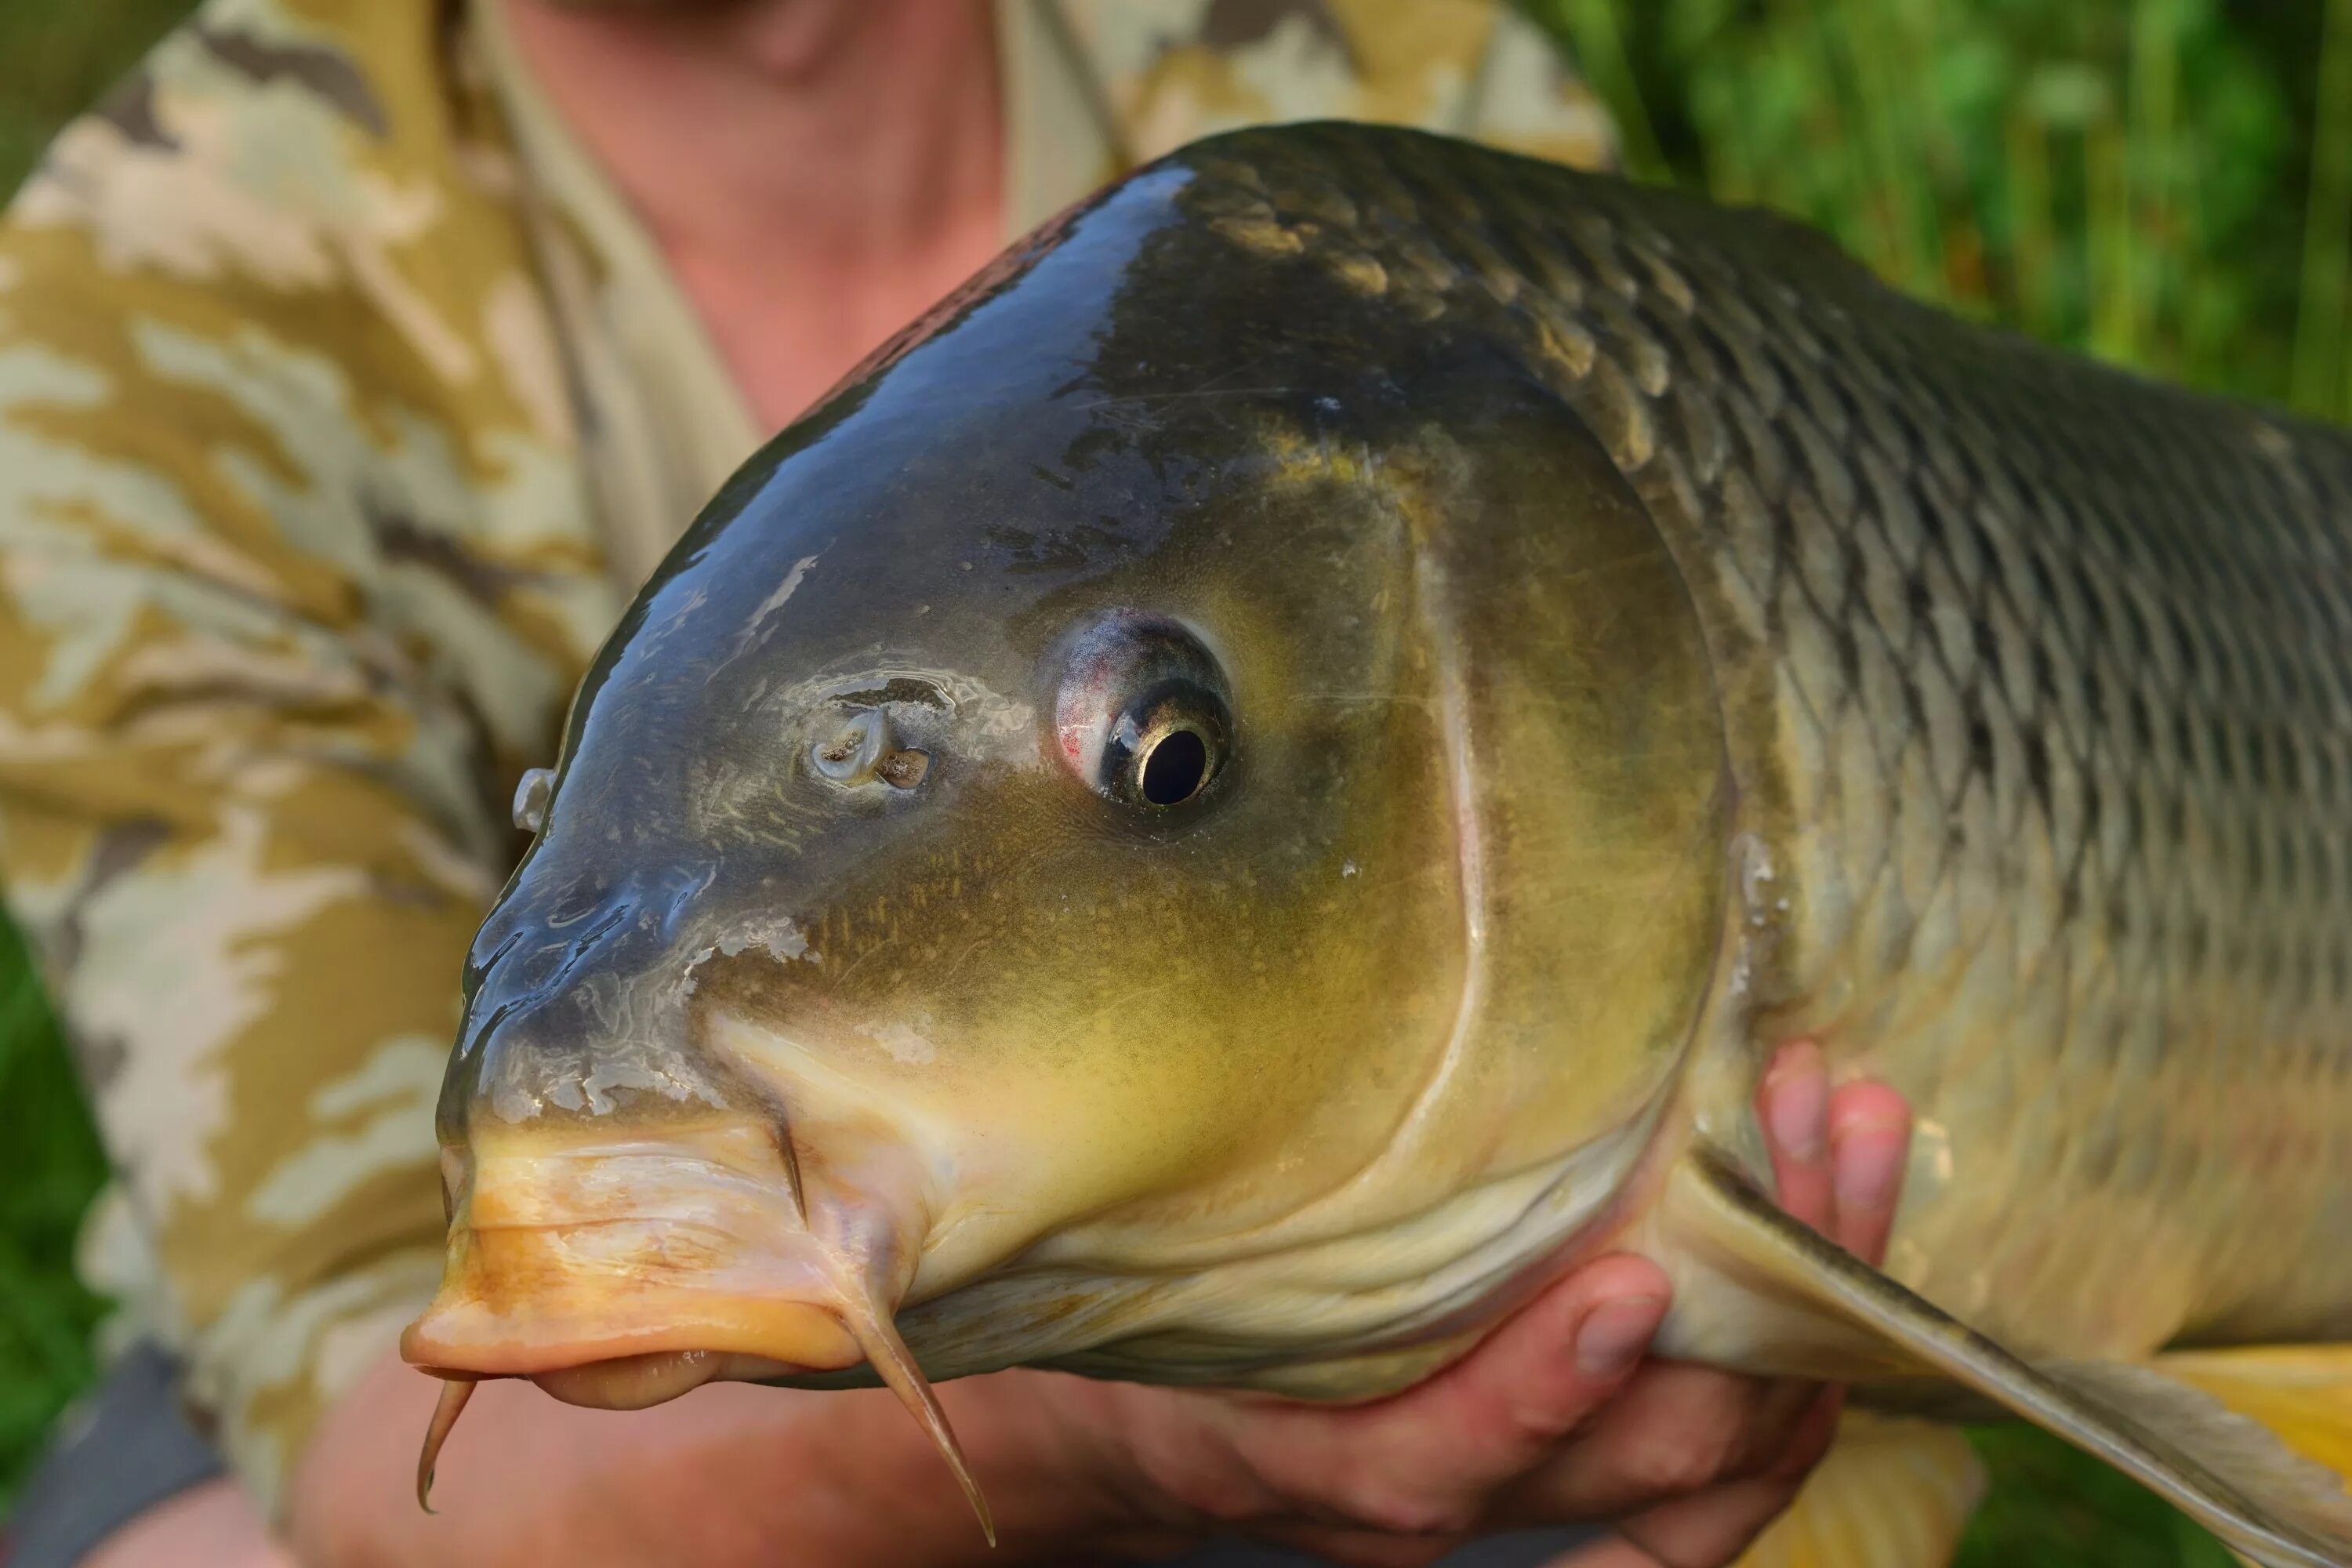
402,136,1734,1425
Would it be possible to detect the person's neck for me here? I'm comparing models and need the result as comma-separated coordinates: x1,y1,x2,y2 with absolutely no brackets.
502,0,1005,432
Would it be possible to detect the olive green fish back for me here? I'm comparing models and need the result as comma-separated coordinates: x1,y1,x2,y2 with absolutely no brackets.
1171,124,2352,1359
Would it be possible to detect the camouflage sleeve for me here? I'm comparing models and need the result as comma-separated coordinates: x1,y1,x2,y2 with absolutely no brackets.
0,0,612,1509
1464,5,1623,171
1050,0,1621,175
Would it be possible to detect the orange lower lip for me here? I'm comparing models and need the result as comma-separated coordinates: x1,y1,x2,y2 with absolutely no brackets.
398,1218,865,1377
529,1348,797,1410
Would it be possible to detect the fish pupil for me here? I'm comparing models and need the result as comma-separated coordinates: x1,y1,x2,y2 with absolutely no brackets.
1139,728,1210,806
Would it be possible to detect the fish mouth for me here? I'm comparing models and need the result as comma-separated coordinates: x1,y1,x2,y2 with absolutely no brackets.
400,1120,873,1382
399,1116,994,1540
397,1207,869,1387
399,1205,868,1404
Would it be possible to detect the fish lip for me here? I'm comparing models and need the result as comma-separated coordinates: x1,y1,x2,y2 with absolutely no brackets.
400,1203,879,1380
398,1277,866,1380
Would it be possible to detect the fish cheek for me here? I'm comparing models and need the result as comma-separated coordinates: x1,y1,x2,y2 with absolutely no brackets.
694,742,1456,1252
951,705,1470,1235
900,458,1483,1234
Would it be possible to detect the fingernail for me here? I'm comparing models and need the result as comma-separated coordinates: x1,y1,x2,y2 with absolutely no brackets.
1764,1049,1828,1163
1574,1295,1666,1378
1831,1118,1909,1214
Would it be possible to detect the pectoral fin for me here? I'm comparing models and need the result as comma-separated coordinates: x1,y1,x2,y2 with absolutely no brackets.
1679,1147,2352,1568
2159,1347,2352,1485
1733,1411,1985,1568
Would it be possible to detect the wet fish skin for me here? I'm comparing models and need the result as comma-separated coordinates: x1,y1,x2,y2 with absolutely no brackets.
403,122,2352,1558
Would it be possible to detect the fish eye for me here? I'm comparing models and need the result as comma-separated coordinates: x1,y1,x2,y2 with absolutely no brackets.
1103,691,1227,808
1139,725,1210,806
1054,614,1232,811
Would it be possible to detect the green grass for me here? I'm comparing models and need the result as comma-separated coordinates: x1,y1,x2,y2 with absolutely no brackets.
1959,1426,2241,1568
2,0,2347,1555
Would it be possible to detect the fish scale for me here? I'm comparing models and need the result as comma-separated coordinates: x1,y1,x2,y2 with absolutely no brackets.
1185,125,2352,1358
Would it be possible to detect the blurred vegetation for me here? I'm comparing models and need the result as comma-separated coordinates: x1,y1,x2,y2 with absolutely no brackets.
0,0,194,203
0,920,107,1516
0,0,2347,1555
1530,0,2352,422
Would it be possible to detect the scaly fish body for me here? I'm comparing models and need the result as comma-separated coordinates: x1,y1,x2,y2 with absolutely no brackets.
403,125,2352,1561
1482,140,2352,1361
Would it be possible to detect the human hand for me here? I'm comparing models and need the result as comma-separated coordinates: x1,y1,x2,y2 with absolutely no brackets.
1049,1041,1912,1567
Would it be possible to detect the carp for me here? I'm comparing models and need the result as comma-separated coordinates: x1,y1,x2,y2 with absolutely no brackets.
401,124,2352,1565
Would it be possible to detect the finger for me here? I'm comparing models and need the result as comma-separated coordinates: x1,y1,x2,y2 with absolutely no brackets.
1611,1388,1845,1568
1825,1080,1912,1265
1491,1357,1820,1525
1756,1040,1831,1234
1225,1254,1671,1532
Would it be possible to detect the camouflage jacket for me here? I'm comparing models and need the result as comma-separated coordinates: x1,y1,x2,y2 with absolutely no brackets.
0,0,1616,1512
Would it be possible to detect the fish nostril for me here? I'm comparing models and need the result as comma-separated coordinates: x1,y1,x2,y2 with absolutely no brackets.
808,710,934,792
876,748,931,789
812,710,888,782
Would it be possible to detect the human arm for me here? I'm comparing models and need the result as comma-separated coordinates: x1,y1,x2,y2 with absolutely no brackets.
0,0,610,1512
